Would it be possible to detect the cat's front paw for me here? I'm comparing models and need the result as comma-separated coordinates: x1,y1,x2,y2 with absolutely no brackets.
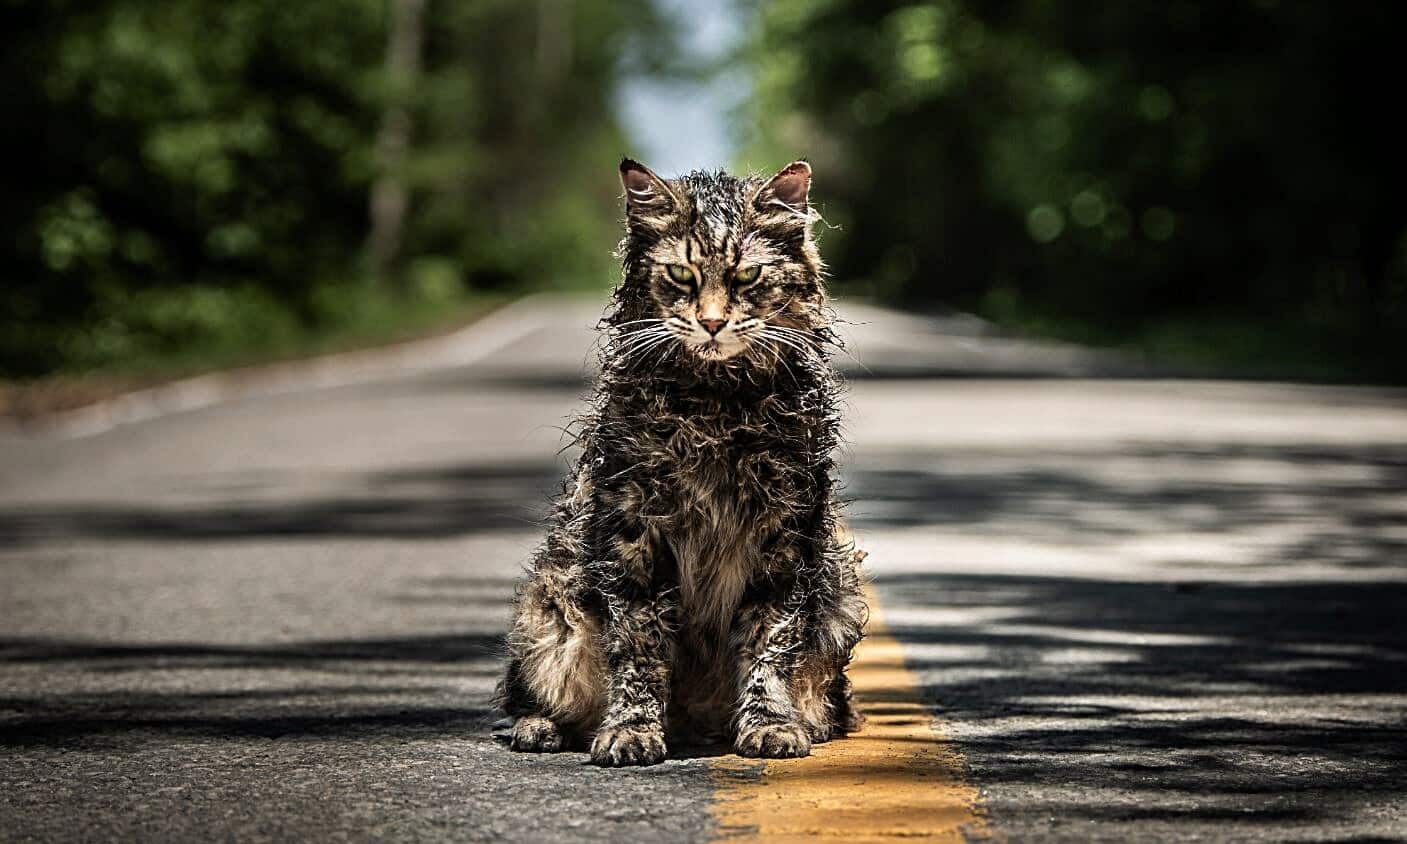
510,714,565,753
736,722,812,759
590,722,667,767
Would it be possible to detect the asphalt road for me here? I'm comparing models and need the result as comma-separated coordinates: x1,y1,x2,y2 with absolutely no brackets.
2,296,1405,842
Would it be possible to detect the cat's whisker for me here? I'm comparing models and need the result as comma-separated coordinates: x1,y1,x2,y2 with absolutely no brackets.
620,339,671,363
613,327,666,349
764,323,822,345
620,331,675,362
767,322,868,371
754,335,802,384
745,333,775,365
753,322,809,353
611,324,670,347
620,323,668,336
615,336,660,352
765,320,842,350
764,327,821,349
616,323,669,338
613,329,671,359
646,336,680,368
765,334,817,356
761,329,818,360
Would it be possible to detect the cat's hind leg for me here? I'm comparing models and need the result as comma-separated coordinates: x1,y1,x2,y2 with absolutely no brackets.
829,668,865,735
500,565,606,752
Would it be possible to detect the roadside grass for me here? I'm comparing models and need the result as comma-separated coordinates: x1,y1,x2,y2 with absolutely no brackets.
976,299,1404,385
0,282,513,420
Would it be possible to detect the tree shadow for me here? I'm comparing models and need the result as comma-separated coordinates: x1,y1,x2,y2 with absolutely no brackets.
0,631,507,749
845,441,1407,571
871,571,1407,829
9,437,1401,570
842,436,1407,832
2,424,1404,836
0,460,567,546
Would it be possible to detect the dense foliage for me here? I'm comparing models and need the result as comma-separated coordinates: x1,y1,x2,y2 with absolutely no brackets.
1,0,664,376
741,0,1406,378
7,0,1403,380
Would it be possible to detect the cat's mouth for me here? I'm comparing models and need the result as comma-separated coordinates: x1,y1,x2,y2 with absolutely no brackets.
693,338,745,361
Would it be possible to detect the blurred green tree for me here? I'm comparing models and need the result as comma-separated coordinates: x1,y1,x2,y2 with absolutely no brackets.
740,0,1406,378
1,0,665,376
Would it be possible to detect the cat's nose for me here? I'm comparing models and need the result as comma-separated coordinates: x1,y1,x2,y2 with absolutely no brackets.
698,319,727,336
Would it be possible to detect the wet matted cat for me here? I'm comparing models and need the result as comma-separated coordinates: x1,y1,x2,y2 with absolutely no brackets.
498,159,868,767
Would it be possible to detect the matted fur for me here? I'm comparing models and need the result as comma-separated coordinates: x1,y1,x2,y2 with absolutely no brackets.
498,159,868,767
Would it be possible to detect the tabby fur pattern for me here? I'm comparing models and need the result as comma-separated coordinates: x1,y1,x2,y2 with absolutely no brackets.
498,159,868,767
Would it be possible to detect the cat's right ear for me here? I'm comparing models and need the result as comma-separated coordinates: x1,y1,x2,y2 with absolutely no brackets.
620,158,678,222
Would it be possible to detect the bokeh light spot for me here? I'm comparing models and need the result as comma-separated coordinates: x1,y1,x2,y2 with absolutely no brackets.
851,90,889,126
1138,85,1174,122
1142,206,1177,241
1027,205,1066,243
1071,190,1107,227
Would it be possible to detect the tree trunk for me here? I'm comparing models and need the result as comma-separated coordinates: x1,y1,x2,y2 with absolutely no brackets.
367,0,427,287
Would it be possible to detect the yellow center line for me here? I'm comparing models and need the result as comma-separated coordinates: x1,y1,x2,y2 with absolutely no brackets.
710,588,990,842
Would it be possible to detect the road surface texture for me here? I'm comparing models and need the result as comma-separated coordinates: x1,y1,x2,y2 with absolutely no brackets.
2,296,1404,842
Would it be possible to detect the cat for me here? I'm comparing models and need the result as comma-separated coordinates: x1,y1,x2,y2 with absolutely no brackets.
497,158,868,767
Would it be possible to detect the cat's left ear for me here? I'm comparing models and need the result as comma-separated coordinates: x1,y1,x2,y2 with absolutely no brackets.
754,160,812,213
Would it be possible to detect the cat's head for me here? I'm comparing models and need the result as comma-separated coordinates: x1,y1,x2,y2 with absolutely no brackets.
611,159,828,366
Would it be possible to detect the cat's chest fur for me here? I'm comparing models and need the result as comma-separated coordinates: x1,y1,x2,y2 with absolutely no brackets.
624,389,815,635
669,460,755,639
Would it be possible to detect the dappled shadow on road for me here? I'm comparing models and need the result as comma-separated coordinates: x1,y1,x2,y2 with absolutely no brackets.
0,461,565,546
850,437,1407,834
0,630,505,670
2,415,1405,837
0,697,493,748
0,629,507,749
874,573,1407,830
847,441,1407,572
7,436,1402,571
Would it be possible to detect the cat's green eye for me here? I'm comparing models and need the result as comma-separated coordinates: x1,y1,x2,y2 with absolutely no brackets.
666,264,696,286
733,265,761,286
